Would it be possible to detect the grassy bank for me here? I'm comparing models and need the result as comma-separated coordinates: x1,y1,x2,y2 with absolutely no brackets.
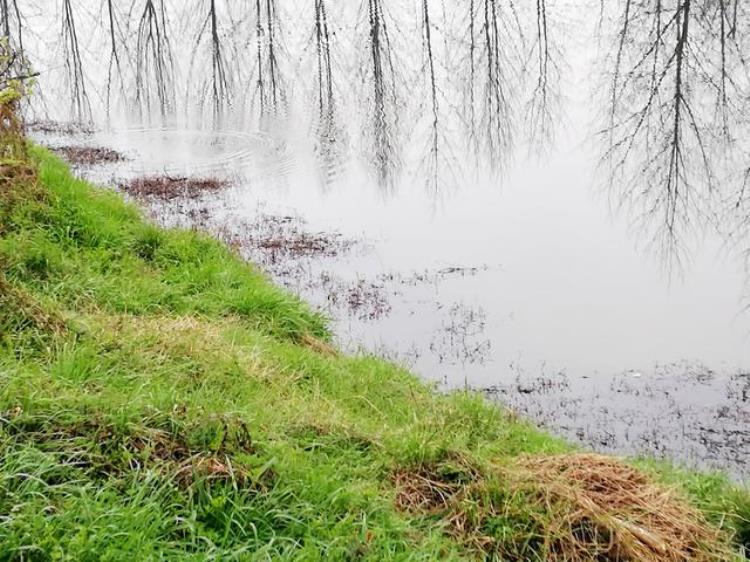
0,142,749,561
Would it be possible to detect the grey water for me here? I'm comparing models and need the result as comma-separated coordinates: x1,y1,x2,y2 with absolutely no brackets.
21,1,750,477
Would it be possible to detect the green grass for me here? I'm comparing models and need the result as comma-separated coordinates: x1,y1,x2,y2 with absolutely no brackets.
0,146,748,561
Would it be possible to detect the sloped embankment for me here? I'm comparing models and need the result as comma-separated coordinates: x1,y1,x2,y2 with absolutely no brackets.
0,137,749,559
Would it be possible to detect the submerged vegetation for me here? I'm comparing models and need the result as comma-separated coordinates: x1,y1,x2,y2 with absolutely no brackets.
53,145,126,166
121,174,229,201
0,86,749,558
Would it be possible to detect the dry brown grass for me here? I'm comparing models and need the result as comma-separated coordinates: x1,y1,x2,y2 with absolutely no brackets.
1,89,38,194
393,454,479,514
300,333,338,357
0,95,26,161
0,273,67,336
0,160,34,184
0,151,43,236
515,454,733,562
392,453,736,561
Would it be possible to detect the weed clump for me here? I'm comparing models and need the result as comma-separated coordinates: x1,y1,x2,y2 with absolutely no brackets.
53,145,126,166
0,273,66,339
217,214,357,265
27,120,94,136
1,412,268,489
249,215,354,258
393,455,479,514
122,175,229,201
0,87,26,162
0,160,43,234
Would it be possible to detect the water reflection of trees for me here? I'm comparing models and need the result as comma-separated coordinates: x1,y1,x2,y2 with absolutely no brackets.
361,0,401,188
135,0,175,123
253,0,285,121
2,1,750,267
311,0,345,189
200,0,231,123
599,0,750,269
467,0,521,167
61,0,91,122
105,0,126,119
6,1,565,188
527,0,561,149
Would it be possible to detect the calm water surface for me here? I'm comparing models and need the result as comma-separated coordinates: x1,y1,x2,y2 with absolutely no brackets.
35,120,750,477
25,1,750,477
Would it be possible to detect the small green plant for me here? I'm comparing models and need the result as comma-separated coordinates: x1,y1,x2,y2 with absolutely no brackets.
0,37,34,161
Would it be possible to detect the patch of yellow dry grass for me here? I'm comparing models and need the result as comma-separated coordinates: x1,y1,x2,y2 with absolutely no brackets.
393,453,737,561
517,453,732,561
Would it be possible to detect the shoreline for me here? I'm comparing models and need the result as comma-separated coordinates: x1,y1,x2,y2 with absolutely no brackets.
0,139,748,558
39,131,750,481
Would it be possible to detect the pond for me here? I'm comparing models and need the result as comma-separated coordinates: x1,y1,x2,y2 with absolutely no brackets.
19,0,750,478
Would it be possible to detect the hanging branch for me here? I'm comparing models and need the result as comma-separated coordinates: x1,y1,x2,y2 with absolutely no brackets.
0,37,35,90
0,0,22,55
0,0,32,100
0,0,9,40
